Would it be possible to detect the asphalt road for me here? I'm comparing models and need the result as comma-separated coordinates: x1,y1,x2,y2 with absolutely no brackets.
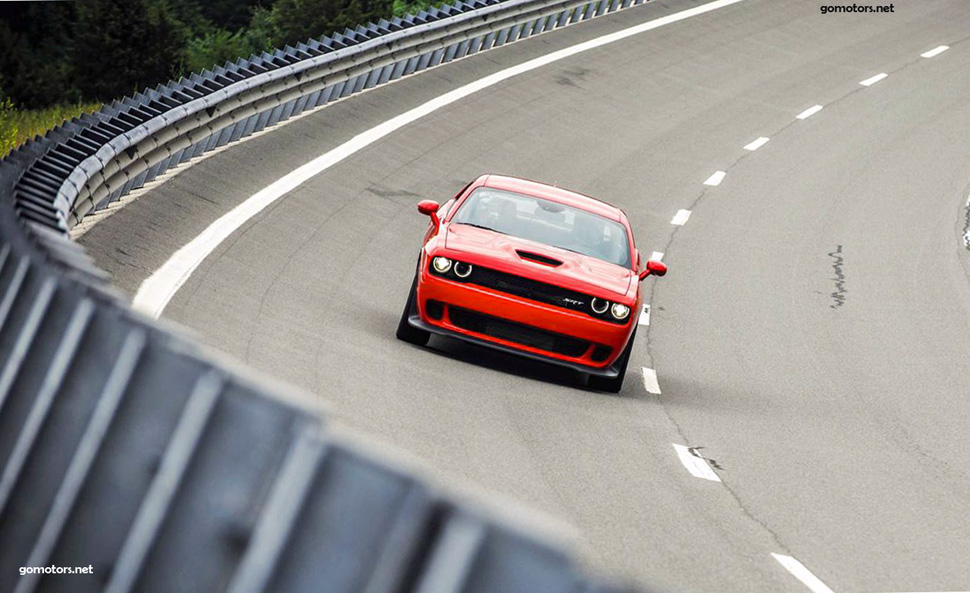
80,0,970,591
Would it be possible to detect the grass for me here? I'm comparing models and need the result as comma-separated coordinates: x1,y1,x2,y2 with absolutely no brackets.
0,101,102,159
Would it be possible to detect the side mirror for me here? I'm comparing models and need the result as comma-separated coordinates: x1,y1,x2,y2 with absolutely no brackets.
417,200,439,215
639,259,667,280
417,200,440,233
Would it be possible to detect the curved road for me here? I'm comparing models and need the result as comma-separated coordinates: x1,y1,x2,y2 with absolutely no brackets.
81,0,970,591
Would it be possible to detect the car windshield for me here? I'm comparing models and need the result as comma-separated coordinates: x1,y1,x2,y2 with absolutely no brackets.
451,187,632,268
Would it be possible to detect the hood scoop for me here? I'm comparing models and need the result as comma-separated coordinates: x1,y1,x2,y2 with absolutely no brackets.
516,250,563,267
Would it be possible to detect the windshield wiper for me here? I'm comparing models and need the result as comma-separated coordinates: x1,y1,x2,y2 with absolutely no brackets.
455,222,507,235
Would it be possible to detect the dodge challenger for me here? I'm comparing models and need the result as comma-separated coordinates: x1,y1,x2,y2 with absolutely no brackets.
396,174,666,392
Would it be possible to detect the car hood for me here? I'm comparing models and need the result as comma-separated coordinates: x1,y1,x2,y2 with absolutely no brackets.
443,224,635,299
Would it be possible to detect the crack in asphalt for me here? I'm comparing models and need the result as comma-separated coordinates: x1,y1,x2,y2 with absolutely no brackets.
829,244,846,309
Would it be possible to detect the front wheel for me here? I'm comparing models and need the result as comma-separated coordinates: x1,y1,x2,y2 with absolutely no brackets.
587,329,636,393
396,274,431,346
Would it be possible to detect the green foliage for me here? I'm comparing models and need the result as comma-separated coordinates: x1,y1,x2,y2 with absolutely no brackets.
74,0,190,102
392,0,449,17
0,96,16,156
186,29,250,73
180,0,453,74
244,6,280,57
0,101,102,158
184,5,281,72
0,2,79,107
195,0,272,32
271,0,391,48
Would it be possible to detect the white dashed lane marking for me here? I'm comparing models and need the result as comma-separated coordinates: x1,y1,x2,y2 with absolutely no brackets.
672,444,721,482
649,251,664,261
703,170,726,186
796,105,823,120
638,304,650,326
921,45,949,58
641,368,661,394
859,72,888,86
670,210,692,226
772,554,835,593
743,136,769,151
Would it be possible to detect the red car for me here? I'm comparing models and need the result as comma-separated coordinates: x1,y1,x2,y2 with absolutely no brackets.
396,175,666,392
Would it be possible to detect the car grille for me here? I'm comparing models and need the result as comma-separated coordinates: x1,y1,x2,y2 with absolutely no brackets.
449,307,590,358
428,259,629,324
466,267,590,313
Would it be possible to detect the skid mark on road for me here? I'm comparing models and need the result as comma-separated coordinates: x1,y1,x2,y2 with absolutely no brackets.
829,245,846,309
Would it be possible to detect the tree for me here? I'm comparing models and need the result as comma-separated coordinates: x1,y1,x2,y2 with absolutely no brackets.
74,0,189,102
0,2,78,107
271,0,394,48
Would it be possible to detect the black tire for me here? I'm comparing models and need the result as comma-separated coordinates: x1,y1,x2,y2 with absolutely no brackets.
396,273,431,346
587,329,636,393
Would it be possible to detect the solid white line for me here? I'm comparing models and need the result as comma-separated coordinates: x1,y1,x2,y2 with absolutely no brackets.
132,0,748,317
672,444,721,482
649,251,664,262
703,170,726,186
796,105,823,120
772,554,835,593
670,209,692,226
921,45,949,58
859,72,888,86
743,136,769,151
641,368,661,394
638,304,650,326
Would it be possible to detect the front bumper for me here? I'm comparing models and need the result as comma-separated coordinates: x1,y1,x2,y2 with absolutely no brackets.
412,267,635,377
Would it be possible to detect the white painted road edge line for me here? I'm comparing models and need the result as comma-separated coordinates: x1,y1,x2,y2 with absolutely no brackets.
641,368,661,394
672,444,721,482
132,0,748,317
670,209,691,226
921,45,949,58
796,105,823,120
638,304,650,326
859,72,888,86
772,554,835,593
703,170,726,186
743,136,769,151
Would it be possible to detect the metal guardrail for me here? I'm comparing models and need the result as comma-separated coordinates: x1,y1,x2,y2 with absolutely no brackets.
0,0,655,590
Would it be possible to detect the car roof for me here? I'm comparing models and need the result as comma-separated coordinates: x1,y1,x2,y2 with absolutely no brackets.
480,175,625,223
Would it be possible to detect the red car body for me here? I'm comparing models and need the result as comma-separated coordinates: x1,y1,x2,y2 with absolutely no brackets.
398,174,665,390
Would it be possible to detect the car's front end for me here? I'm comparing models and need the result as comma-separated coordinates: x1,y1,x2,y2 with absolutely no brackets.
397,175,665,391
408,231,640,377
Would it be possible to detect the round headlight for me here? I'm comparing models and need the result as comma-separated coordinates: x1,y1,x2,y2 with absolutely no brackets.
454,262,473,278
432,256,452,273
591,298,609,314
611,303,630,320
